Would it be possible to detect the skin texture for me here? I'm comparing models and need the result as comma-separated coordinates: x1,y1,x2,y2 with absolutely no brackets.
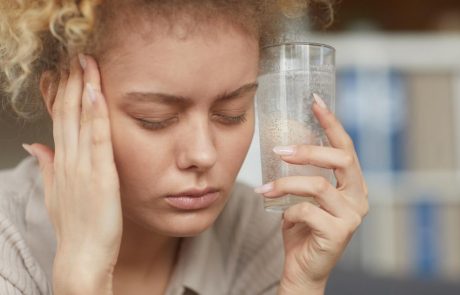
26,17,368,295
101,25,258,238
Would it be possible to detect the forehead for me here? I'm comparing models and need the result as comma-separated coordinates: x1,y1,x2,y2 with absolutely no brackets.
99,22,260,100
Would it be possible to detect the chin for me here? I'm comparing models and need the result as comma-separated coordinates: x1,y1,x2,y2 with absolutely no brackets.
161,208,222,237
126,205,223,238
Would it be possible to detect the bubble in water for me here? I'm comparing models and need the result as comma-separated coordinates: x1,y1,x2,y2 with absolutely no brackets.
256,68,335,211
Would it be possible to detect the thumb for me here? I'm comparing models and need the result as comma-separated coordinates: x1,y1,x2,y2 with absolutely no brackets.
22,143,55,191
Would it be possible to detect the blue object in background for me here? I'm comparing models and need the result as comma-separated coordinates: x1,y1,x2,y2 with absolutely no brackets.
336,68,407,172
414,199,440,278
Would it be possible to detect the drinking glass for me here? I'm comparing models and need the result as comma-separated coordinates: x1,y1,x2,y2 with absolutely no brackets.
256,42,336,212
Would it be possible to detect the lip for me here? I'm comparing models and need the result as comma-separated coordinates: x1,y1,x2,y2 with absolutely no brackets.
165,188,220,210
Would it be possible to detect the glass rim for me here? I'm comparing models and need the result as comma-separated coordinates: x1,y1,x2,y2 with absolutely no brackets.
262,41,336,52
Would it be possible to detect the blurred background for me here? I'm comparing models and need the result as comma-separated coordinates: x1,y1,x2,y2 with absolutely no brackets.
240,0,460,293
1,0,460,294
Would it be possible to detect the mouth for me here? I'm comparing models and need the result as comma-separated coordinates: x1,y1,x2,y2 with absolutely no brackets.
165,187,220,210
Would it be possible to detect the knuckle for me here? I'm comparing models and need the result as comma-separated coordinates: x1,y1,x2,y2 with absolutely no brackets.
342,153,355,167
272,178,286,194
92,133,109,146
343,135,355,149
298,203,313,217
350,213,363,229
314,177,330,195
298,145,312,163
92,128,110,146
361,202,370,218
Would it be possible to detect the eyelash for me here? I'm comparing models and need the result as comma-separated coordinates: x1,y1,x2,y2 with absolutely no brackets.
137,117,177,130
214,113,248,125
137,113,247,131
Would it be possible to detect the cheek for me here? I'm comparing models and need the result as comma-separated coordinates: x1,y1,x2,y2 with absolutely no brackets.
216,114,255,172
108,113,171,187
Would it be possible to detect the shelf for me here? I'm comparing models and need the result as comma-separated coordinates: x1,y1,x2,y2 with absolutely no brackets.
308,33,460,71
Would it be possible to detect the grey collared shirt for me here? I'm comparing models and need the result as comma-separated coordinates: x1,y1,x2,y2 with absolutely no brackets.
1,157,284,295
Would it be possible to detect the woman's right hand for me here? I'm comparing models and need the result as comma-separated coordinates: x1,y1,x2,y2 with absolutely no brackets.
23,55,122,295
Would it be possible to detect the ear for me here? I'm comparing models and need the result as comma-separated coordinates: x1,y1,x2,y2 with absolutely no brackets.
39,70,57,118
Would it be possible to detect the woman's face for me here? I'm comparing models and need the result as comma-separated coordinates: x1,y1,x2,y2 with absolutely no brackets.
99,23,259,237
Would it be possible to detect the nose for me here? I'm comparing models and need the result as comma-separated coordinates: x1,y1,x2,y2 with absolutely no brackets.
176,118,217,172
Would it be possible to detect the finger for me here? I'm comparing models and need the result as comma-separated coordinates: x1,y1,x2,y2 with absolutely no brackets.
24,143,55,200
78,55,95,173
312,94,367,191
258,176,351,218
274,144,352,169
81,55,101,90
283,202,359,256
89,83,116,175
273,144,363,189
78,55,115,175
283,201,337,237
312,93,355,152
52,70,69,171
61,56,83,161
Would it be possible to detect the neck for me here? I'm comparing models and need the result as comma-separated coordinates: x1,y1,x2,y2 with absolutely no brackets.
115,216,181,275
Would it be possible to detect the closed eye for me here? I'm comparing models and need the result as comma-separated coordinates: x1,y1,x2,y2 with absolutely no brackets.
136,117,178,130
135,112,247,131
213,113,247,125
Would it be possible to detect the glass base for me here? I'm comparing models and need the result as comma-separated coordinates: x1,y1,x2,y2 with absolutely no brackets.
264,194,318,213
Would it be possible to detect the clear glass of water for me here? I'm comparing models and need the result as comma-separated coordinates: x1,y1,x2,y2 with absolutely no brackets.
256,42,336,212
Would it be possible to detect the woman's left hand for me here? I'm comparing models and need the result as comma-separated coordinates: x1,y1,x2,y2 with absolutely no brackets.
255,95,369,295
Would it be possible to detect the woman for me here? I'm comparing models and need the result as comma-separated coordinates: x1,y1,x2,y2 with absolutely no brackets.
0,0,368,294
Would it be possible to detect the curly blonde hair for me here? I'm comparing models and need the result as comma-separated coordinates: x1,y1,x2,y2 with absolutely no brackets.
0,0,333,119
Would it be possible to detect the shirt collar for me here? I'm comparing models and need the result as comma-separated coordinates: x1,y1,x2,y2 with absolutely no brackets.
171,226,228,295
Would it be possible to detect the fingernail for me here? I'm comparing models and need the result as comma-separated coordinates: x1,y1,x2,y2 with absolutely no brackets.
273,145,296,156
78,53,86,70
22,143,36,157
254,182,274,194
313,93,328,109
86,83,97,103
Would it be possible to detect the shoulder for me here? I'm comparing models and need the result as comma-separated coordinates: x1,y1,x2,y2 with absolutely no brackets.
0,157,41,228
0,212,49,294
214,182,284,294
0,157,50,295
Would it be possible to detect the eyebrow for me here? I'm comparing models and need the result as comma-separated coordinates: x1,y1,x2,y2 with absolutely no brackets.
122,82,259,105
